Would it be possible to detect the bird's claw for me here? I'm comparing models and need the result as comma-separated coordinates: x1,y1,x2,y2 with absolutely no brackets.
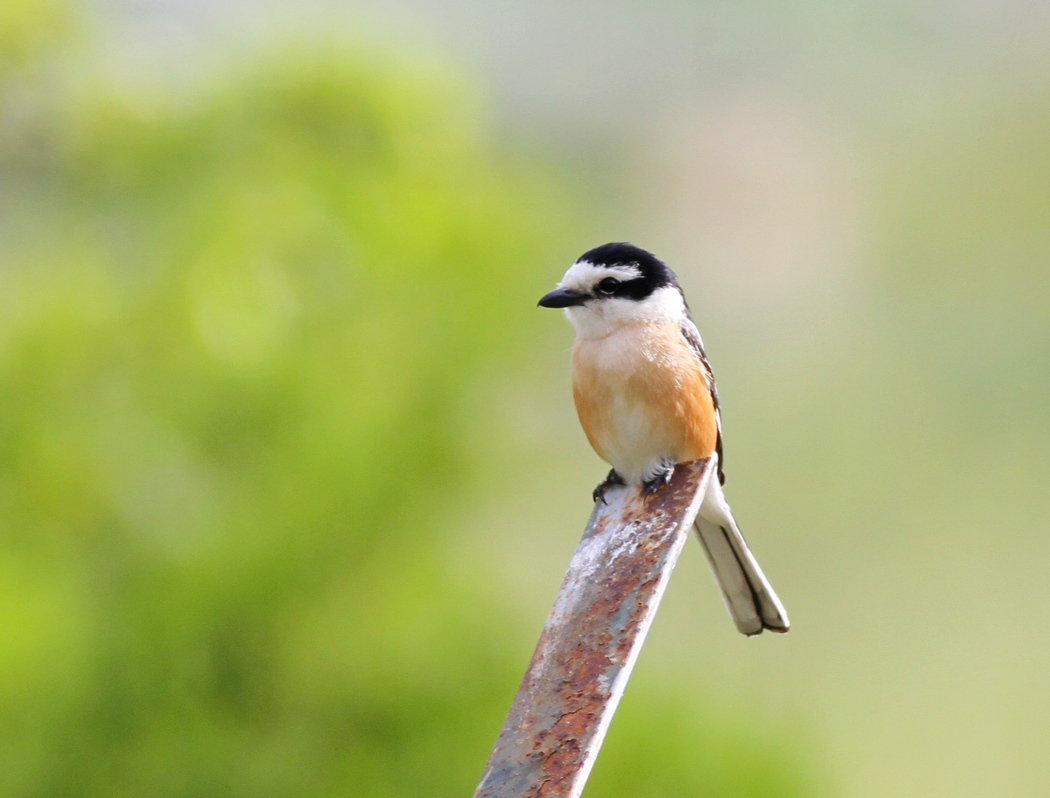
592,469,625,504
641,464,674,497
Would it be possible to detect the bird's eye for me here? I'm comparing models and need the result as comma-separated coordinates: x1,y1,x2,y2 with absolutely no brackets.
596,277,620,296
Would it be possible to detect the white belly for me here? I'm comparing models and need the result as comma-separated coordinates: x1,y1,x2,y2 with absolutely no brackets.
599,390,680,483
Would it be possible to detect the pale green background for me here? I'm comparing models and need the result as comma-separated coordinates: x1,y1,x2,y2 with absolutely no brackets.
1,2,1048,796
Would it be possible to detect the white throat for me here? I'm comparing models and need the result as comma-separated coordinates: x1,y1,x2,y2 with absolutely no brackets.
564,285,686,339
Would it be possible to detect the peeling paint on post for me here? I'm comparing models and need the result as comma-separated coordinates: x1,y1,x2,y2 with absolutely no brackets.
474,458,715,798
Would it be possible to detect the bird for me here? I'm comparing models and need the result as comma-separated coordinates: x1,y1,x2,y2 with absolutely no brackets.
537,242,789,636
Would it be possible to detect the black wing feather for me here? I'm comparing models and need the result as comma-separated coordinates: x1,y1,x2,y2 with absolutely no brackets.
679,320,726,485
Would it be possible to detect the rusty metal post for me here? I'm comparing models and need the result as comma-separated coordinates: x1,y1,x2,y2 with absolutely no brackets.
474,458,715,798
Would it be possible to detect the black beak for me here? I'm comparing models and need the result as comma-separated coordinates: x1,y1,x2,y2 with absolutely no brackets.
538,287,588,308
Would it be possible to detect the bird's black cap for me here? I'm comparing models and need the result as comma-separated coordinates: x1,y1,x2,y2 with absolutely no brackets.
576,242,680,300
578,243,678,286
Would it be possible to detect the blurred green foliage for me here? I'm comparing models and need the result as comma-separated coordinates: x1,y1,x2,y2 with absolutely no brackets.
0,0,67,77
0,3,817,796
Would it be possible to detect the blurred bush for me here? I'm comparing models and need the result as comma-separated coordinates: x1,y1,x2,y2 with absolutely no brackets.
0,0,67,78
0,3,817,796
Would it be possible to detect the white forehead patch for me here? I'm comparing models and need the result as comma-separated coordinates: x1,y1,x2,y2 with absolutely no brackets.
558,260,642,293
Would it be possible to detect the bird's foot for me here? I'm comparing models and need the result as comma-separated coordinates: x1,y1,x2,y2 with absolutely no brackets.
592,469,626,504
641,463,675,497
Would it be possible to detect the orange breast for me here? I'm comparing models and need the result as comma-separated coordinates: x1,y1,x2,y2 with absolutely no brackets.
571,322,717,480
